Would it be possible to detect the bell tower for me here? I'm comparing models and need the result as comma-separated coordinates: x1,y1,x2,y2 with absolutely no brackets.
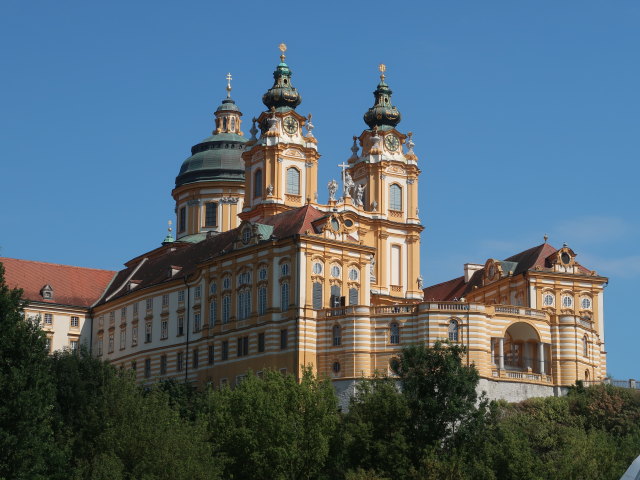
240,44,320,222
348,65,423,301
172,76,248,238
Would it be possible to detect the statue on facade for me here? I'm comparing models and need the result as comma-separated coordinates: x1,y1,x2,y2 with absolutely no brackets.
327,179,338,201
355,183,365,207
417,274,424,290
344,172,355,199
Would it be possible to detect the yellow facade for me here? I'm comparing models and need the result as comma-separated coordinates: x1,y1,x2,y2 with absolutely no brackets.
92,50,608,402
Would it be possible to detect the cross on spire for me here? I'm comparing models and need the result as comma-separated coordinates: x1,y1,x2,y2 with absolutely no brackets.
226,72,232,98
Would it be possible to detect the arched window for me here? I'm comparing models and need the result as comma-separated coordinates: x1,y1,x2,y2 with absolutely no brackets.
333,324,341,346
254,170,263,197
286,168,300,195
312,282,323,310
583,335,588,357
448,319,459,342
390,323,400,344
389,184,402,211
230,117,236,132
281,282,290,312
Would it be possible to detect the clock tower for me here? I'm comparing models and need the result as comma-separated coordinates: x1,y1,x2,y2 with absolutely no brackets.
240,45,320,222
347,65,423,301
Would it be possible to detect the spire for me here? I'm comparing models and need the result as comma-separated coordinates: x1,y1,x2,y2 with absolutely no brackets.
363,63,401,130
225,72,232,98
213,73,243,135
262,43,302,111
162,220,175,245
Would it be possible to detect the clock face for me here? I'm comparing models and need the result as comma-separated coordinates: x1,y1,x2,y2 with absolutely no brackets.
283,116,298,134
384,134,400,151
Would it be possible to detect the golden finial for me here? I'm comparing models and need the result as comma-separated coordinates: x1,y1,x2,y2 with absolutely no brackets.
378,63,386,81
279,43,287,62
225,72,232,98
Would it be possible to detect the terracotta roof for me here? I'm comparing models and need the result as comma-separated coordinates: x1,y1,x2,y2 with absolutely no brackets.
423,242,597,300
261,204,326,238
422,276,466,301
98,228,239,305
0,257,116,308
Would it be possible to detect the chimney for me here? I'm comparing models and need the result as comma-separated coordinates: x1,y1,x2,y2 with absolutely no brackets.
464,263,483,283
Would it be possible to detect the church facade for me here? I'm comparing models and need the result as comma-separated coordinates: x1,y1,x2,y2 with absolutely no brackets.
3,46,608,403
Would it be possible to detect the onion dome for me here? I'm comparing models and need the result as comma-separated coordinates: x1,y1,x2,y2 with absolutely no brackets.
175,75,248,188
262,44,302,111
363,64,401,130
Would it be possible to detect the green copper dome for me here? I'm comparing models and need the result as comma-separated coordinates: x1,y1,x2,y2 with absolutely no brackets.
262,60,302,111
363,77,401,129
175,95,248,188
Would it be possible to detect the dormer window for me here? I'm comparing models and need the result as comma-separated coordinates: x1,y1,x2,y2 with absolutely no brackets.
242,227,252,245
561,252,571,265
41,285,53,300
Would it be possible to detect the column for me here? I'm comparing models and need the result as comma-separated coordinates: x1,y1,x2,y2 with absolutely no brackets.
538,342,545,374
490,339,495,366
498,338,505,370
524,342,531,370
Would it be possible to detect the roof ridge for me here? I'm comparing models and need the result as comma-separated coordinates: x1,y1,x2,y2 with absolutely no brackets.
0,257,115,273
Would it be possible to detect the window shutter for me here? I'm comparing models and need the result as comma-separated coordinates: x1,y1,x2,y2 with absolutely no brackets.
349,288,358,306
313,282,323,309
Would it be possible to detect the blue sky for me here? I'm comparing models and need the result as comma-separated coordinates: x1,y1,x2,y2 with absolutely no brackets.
1,1,638,378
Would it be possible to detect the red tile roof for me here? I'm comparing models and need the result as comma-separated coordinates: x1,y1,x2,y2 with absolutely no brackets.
261,204,326,238
422,242,598,300
0,257,116,308
422,276,466,301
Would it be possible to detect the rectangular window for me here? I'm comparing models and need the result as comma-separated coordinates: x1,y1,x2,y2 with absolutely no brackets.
205,202,217,227
194,286,201,299
133,303,139,316
132,325,138,346
109,311,115,323
161,320,168,339
258,286,267,315
162,294,169,307
209,300,217,326
177,351,184,372
70,316,79,328
160,355,167,375
146,298,153,311
108,333,114,353
222,296,230,324
237,336,249,357
120,329,126,349
281,282,289,312
194,313,201,332
44,313,53,325
70,340,78,352
222,340,229,361
349,288,359,306
97,337,103,356
280,329,288,350
144,358,151,378
312,282,323,310
179,207,186,233
193,348,199,369
258,332,265,353
121,306,127,319
178,290,185,303
391,245,401,286
208,344,215,365
145,322,152,343
177,316,184,336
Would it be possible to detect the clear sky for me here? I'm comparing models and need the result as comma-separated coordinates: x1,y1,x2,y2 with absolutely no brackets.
1,1,638,379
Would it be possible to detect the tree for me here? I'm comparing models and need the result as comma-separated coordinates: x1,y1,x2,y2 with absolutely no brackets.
200,368,339,480
0,262,61,479
50,349,220,480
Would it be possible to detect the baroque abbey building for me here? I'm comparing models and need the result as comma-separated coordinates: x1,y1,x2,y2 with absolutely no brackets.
2,46,608,402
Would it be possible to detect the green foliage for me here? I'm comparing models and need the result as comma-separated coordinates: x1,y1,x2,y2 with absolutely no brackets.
50,349,220,480
200,368,339,480
0,263,60,479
